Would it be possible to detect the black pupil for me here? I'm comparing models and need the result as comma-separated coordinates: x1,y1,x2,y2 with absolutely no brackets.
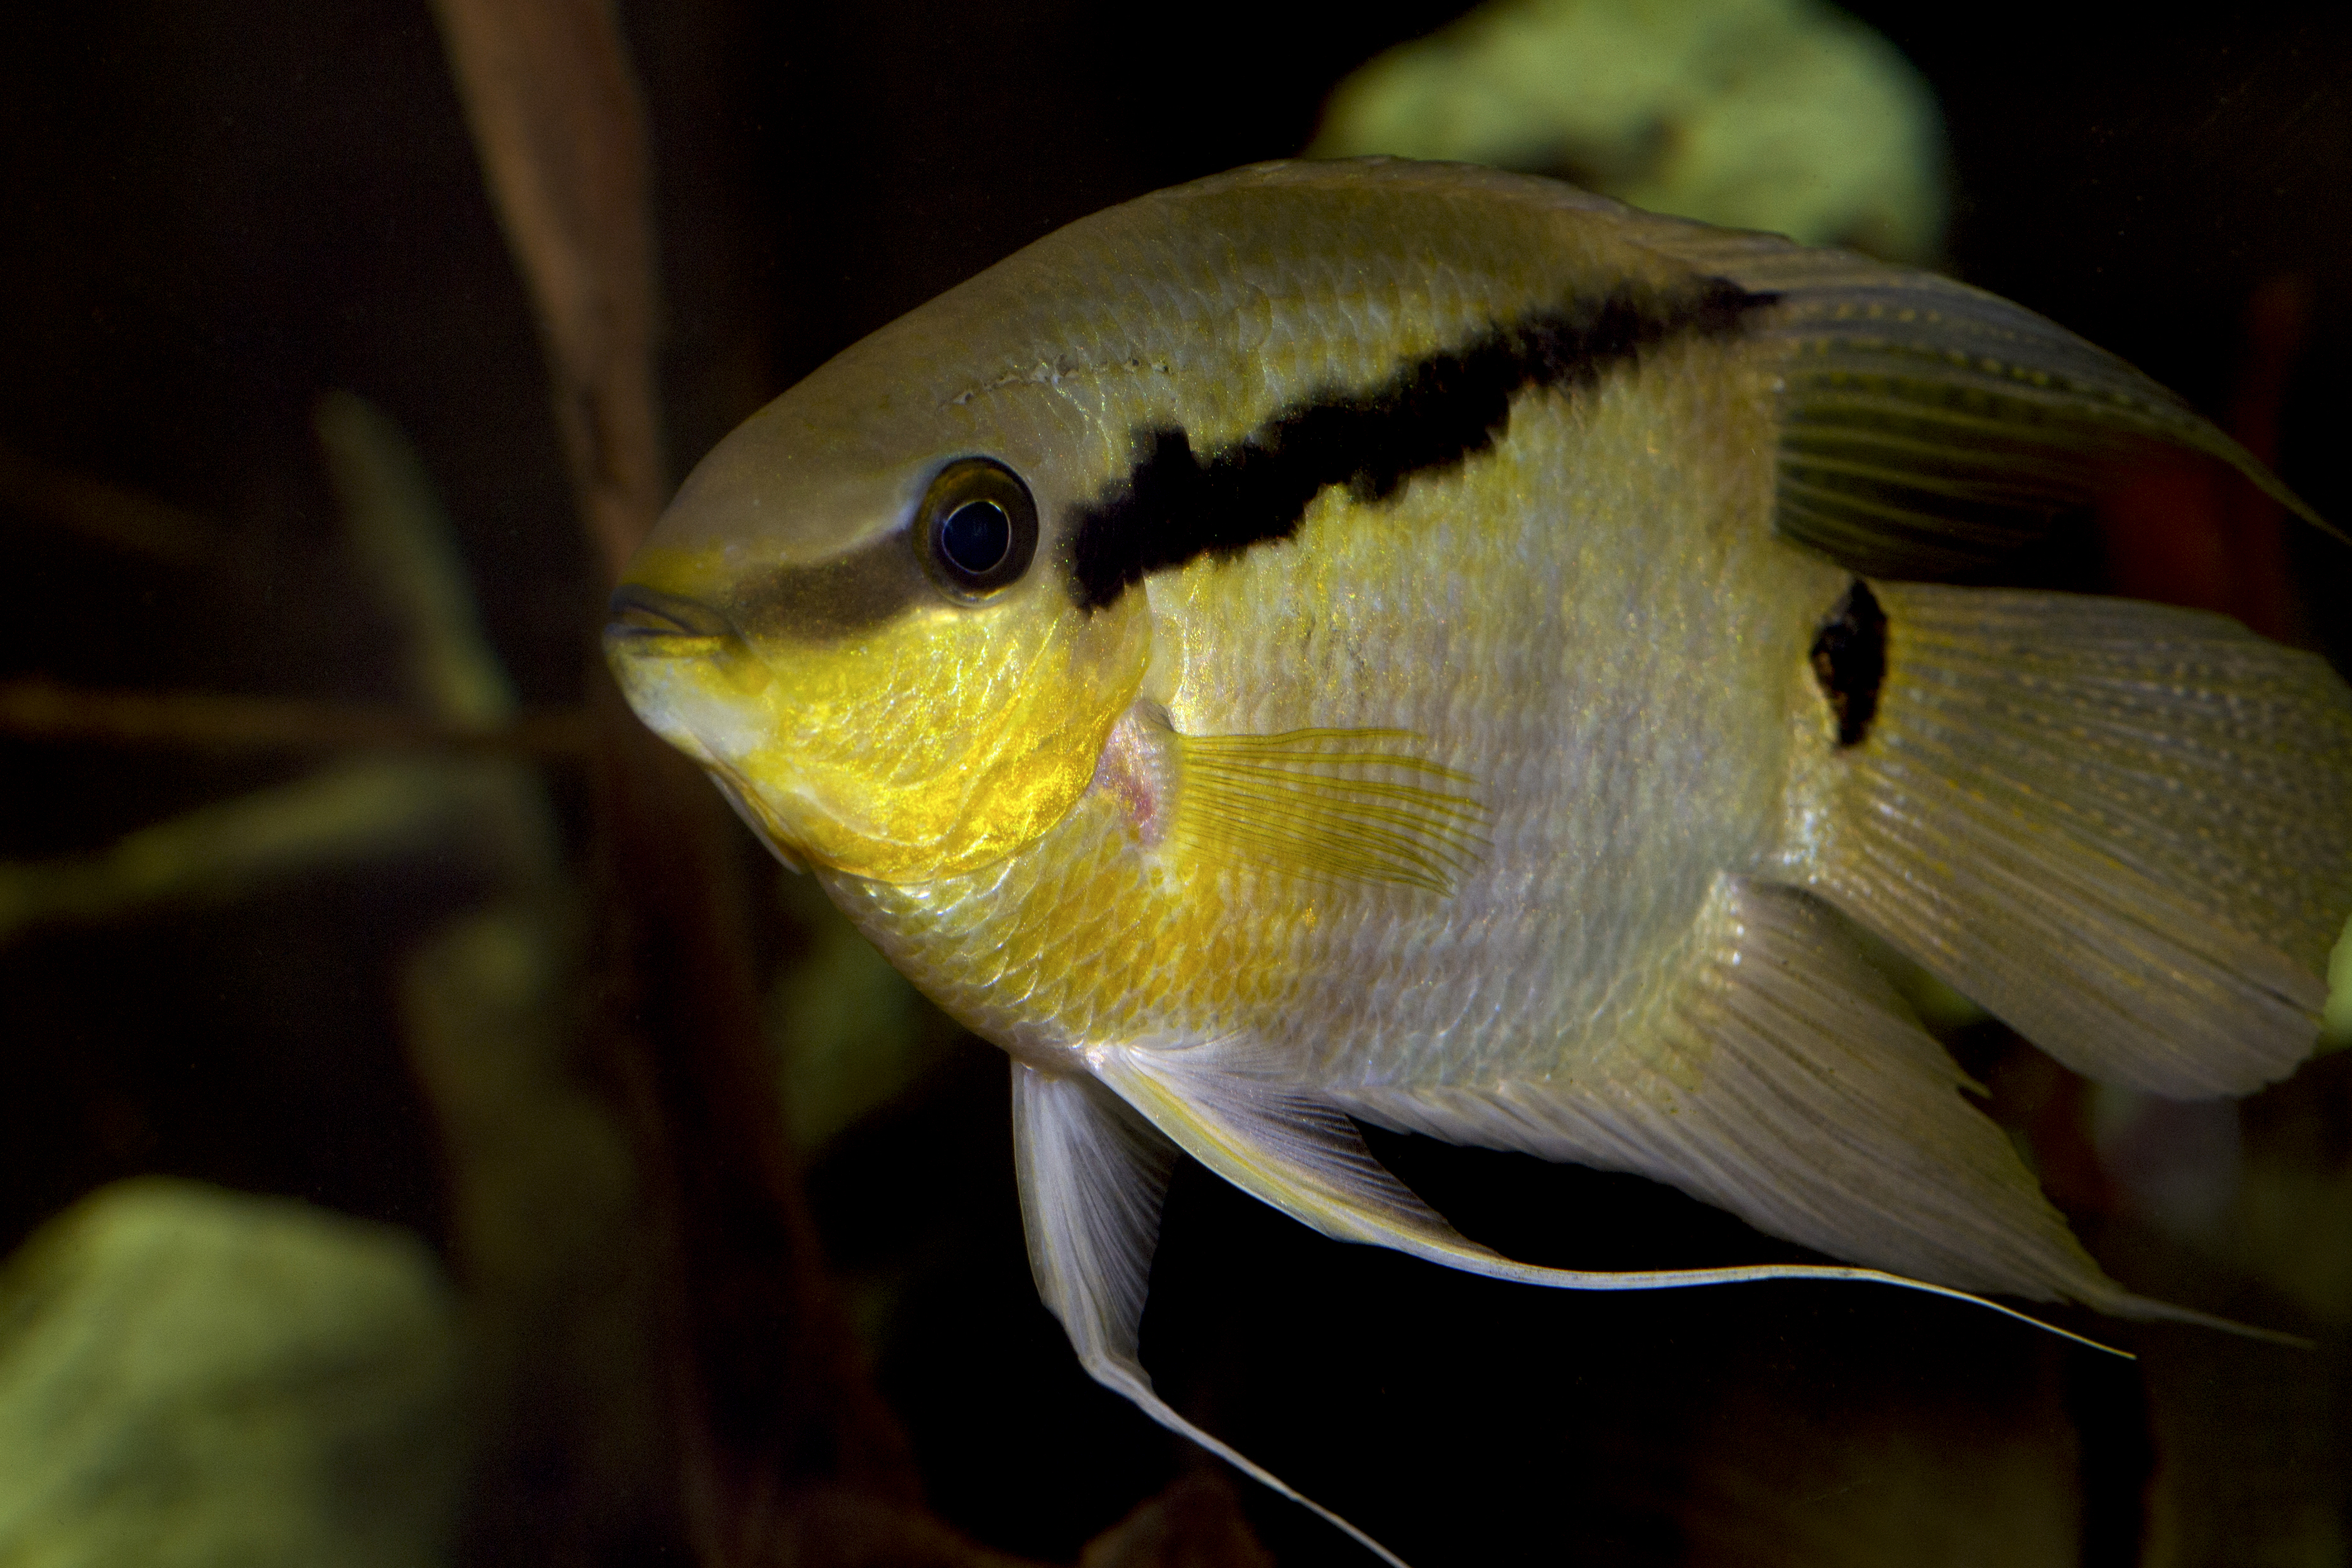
940,499,1011,574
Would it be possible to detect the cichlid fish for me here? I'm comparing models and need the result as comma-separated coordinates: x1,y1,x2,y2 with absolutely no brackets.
605,159,2352,1563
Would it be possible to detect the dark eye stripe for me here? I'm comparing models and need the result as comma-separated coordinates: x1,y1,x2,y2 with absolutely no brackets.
731,528,926,643
730,459,1042,642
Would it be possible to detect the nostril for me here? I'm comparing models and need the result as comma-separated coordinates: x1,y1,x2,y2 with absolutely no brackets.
606,585,736,642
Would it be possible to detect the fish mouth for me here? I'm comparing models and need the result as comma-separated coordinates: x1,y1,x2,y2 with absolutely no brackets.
604,584,737,648
600,587,827,873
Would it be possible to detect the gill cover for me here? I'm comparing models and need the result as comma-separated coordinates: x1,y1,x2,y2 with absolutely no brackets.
604,311,1151,882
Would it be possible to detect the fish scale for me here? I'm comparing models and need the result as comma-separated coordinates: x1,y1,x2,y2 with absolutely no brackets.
1145,357,1820,1087
605,159,2352,1566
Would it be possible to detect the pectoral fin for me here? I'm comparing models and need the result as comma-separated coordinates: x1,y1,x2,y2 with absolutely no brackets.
1168,726,1486,894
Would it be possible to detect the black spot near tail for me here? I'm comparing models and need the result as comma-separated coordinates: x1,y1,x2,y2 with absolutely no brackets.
1811,579,1887,747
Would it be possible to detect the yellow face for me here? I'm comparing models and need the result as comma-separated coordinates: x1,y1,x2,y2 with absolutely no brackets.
606,360,1151,883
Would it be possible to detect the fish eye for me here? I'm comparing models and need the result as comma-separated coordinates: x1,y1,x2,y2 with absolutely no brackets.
941,500,1009,574
919,457,1037,598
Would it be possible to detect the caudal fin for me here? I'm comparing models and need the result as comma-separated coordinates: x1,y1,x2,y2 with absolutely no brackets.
1786,579,2352,1098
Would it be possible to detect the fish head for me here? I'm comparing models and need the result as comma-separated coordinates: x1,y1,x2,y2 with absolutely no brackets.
604,289,1153,883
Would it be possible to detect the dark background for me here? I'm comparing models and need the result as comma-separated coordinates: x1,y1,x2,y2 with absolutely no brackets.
3,3,2348,1564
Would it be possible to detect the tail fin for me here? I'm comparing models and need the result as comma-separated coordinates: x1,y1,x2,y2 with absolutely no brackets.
1783,580,2352,1098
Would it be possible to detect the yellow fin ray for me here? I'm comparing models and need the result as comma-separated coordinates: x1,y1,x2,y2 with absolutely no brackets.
1171,728,1487,894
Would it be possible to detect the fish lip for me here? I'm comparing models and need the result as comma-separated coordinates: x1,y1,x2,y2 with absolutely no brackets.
604,583,738,648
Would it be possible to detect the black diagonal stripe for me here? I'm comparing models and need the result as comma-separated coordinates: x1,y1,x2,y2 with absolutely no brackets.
1065,276,1773,612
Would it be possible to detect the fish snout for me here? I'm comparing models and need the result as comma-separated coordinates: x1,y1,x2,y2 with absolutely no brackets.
601,581,773,778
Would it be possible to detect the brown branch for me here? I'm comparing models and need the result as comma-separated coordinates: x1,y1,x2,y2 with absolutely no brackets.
0,678,591,757
429,4,1015,1566
585,668,942,1564
430,0,667,581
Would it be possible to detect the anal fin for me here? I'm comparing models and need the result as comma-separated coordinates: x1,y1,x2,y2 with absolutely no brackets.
1089,1009,2125,1344
1023,877,2285,1568
1341,875,2178,1317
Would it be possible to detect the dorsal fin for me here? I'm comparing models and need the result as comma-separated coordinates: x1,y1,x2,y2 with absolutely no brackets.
1631,219,2332,578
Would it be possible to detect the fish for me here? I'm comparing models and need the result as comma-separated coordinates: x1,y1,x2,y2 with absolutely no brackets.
603,158,2352,1564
